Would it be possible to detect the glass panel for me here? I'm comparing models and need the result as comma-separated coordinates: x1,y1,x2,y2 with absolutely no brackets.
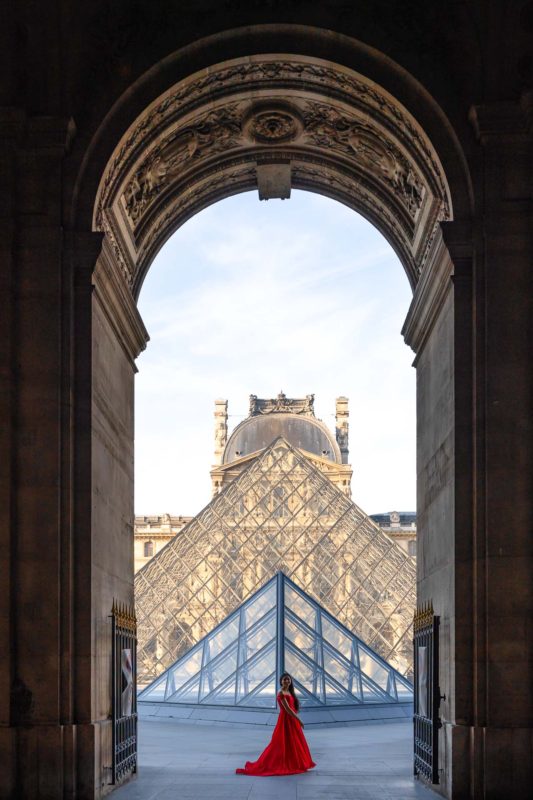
285,585,317,629
362,678,384,702
166,647,203,697
206,676,237,705
325,677,353,704
200,645,238,698
237,646,276,701
246,677,278,707
293,679,323,707
323,646,351,686
139,673,166,701
321,616,353,661
285,616,316,658
170,676,200,703
358,648,390,690
243,582,276,628
204,617,240,663
285,647,319,696
240,613,276,664
396,676,414,701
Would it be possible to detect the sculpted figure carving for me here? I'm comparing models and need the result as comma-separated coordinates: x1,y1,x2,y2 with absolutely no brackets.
303,104,424,217
123,106,243,223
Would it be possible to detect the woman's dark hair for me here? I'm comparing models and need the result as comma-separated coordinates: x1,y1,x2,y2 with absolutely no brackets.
279,672,299,711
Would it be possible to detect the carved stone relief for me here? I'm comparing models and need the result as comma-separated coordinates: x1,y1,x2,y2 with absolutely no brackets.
249,392,315,416
301,103,425,218
122,97,426,232
123,105,243,224
95,56,452,290
243,104,303,144
95,58,450,225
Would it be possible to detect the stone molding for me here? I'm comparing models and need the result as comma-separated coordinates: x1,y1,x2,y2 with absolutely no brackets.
92,237,149,368
401,225,454,357
94,56,452,293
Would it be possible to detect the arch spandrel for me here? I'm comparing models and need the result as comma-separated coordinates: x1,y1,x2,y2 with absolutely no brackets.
93,55,452,296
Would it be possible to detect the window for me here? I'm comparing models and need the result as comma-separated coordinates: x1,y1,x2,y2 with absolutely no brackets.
144,541,154,557
408,540,417,557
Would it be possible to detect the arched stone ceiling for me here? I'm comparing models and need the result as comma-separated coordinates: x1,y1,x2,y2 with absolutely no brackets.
94,55,452,296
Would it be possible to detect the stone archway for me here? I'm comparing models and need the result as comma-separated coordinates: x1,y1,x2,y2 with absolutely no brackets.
3,7,532,799
85,40,467,800
93,54,452,294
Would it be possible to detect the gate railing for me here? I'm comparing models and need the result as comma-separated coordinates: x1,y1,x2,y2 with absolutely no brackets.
413,602,442,784
111,601,138,784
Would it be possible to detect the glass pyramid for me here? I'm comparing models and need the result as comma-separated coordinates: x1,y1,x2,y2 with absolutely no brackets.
135,437,416,685
139,572,413,708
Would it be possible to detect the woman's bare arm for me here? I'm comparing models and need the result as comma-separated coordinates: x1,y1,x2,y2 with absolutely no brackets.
279,695,303,725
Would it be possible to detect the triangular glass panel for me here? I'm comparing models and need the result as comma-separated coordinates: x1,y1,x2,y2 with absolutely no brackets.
238,612,276,665
200,644,238,699
244,582,276,629
236,644,276,702
292,678,324,707
168,675,201,703
285,584,317,629
285,614,319,662
139,671,167,701
243,676,278,707
358,647,391,691
167,645,203,698
325,676,355,705
204,617,240,663
321,616,353,661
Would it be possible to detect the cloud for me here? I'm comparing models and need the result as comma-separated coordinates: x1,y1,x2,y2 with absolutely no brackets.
135,191,415,516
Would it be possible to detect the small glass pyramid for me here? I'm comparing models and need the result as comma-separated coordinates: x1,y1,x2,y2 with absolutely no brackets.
139,572,413,708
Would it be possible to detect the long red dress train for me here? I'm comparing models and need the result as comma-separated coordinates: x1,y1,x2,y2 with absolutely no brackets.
236,692,316,776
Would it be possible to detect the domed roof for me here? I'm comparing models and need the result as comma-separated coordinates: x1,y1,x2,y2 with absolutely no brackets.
223,412,341,464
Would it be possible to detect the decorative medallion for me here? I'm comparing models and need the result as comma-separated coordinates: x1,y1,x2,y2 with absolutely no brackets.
244,104,303,144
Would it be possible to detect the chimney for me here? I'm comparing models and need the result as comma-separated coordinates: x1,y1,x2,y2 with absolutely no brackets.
335,397,349,464
214,399,228,464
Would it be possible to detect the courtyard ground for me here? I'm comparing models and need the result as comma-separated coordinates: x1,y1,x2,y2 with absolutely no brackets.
113,718,434,800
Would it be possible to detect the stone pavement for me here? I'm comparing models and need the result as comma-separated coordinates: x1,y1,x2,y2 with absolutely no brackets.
113,718,435,800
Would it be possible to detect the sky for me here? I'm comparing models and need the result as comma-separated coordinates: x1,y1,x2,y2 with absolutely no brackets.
135,190,416,518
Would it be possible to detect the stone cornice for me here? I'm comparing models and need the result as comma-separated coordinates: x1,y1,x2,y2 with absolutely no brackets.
92,237,149,367
0,109,76,151
469,102,532,143
401,225,454,358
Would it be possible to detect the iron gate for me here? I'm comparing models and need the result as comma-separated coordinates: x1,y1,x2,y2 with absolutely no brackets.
111,601,138,784
413,602,441,783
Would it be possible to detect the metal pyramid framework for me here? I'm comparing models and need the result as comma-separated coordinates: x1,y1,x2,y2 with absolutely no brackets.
139,572,413,708
136,437,416,685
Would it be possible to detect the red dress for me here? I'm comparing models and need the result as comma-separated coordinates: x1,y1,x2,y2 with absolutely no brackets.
236,692,316,776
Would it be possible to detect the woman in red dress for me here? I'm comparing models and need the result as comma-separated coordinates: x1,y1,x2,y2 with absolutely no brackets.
236,673,316,776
